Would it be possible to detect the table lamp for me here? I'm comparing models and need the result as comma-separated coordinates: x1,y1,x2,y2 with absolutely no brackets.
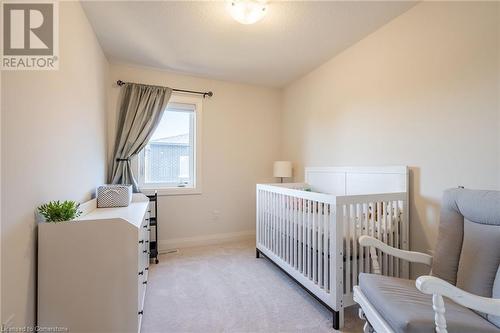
273,161,292,183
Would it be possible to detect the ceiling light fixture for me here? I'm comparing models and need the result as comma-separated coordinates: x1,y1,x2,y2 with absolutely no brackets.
227,0,268,25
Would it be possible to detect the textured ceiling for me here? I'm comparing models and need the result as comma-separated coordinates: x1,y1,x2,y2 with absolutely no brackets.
82,1,416,87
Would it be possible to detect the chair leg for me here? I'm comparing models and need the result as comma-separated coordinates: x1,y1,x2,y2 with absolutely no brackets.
256,249,260,258
359,308,375,333
332,310,340,330
363,322,375,333
432,294,448,333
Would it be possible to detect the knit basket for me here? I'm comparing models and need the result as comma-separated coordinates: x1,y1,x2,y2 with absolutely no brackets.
97,184,132,208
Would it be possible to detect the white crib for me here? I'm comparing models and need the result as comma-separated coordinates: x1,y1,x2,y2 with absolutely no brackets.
255,166,409,329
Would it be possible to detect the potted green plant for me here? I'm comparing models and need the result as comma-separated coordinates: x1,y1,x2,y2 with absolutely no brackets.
37,200,82,223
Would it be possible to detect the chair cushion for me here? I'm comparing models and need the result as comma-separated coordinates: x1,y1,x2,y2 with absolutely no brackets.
359,273,500,333
431,189,500,286
431,189,465,285
456,219,500,298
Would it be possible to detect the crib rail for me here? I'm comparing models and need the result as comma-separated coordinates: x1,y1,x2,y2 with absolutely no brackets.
256,184,335,306
256,183,408,311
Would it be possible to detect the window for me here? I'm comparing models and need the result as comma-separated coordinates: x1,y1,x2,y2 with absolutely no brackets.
137,94,202,195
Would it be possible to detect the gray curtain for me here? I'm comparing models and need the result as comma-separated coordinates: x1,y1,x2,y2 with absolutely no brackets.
109,83,172,192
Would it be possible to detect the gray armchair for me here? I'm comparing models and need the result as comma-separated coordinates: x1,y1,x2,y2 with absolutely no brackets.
353,188,500,333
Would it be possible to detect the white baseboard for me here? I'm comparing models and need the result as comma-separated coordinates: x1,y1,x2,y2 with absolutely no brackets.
158,230,256,252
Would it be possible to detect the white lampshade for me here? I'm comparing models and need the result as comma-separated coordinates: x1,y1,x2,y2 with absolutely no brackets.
273,161,292,178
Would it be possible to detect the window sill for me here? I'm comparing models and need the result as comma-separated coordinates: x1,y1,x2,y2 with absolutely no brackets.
140,186,202,196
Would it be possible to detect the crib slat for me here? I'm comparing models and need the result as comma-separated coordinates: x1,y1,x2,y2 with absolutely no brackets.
377,202,383,273
318,203,323,287
382,201,387,276
297,199,301,271
257,190,260,245
260,190,264,246
345,204,351,293
291,197,295,267
271,192,274,252
262,190,265,246
370,202,375,273
268,192,271,251
286,196,292,265
377,201,382,274
324,203,329,291
274,193,278,254
288,196,291,263
297,198,301,271
263,191,267,247
283,195,286,261
269,191,272,250
307,200,312,279
276,193,279,255
291,197,294,268
359,202,368,274
353,204,358,287
395,200,400,277
298,199,301,271
293,198,296,269
277,193,280,258
264,191,267,248
388,201,394,276
280,193,284,259
297,198,300,270
312,201,317,283
268,191,271,249
275,193,279,254
297,198,301,270
256,190,260,245
283,194,286,260
302,199,306,274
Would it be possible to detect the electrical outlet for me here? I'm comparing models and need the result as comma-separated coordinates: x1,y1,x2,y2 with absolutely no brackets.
211,210,220,222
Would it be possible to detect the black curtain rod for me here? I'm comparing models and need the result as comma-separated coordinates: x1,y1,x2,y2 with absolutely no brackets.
116,80,213,98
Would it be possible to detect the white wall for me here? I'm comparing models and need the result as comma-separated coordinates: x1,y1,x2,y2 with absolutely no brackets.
108,63,281,250
1,2,109,327
281,1,500,276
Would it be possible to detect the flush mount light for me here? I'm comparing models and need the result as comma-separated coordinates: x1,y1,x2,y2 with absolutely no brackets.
227,0,268,25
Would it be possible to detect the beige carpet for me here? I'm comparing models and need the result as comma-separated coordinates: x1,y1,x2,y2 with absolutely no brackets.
142,241,364,333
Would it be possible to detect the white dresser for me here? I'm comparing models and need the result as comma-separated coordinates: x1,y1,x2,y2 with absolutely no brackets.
38,193,151,333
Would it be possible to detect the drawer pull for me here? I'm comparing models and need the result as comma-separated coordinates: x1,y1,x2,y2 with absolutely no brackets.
143,250,147,253
145,267,149,271
145,240,149,243
147,229,151,232
138,271,144,275
143,225,147,228
145,218,149,221
143,281,148,285
138,310,143,315
139,240,144,244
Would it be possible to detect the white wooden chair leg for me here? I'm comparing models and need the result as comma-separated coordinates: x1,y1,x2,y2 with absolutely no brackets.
432,294,447,333
369,247,381,275
363,322,375,333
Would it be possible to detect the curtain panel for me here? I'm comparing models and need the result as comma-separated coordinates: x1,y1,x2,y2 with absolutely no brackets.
109,82,172,192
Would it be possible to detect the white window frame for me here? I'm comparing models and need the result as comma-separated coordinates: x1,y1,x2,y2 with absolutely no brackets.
134,93,202,196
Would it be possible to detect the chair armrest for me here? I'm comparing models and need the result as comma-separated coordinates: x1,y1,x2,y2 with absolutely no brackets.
359,235,433,266
416,275,500,316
